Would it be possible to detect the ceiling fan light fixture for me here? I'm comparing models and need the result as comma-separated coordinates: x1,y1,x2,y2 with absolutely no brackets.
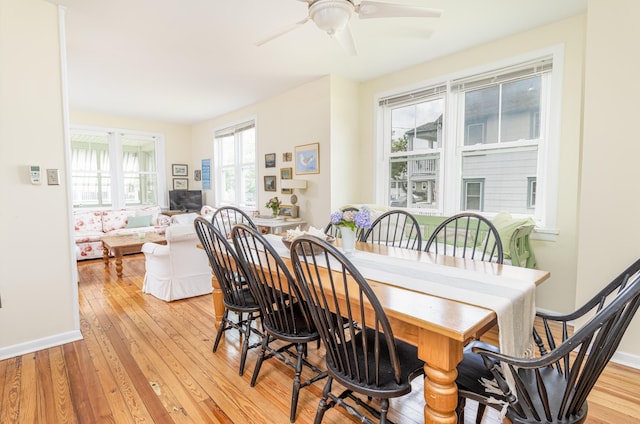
309,0,354,36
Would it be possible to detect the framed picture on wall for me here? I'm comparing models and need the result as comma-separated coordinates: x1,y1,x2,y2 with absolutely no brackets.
280,167,292,194
295,143,319,175
265,153,276,168
172,164,188,176
279,205,293,217
173,178,188,190
264,175,276,192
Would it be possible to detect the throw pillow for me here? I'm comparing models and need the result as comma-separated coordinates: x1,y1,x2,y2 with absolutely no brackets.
126,214,152,229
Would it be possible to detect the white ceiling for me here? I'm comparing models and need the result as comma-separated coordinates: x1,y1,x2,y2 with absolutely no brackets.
47,0,587,124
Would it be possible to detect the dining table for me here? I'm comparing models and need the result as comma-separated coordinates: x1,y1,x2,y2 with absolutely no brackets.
206,235,550,424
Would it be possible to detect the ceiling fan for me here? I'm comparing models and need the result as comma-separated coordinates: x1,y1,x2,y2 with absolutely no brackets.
255,0,442,56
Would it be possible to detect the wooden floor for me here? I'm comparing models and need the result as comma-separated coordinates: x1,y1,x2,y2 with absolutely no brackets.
1,254,640,423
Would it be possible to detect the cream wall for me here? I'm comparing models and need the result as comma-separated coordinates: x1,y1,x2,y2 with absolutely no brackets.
191,77,333,228
329,75,362,208
577,0,640,359
358,16,587,315
0,0,81,357
70,111,192,207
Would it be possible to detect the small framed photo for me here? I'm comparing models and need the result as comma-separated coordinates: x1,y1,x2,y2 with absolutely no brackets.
264,175,276,192
295,143,319,175
265,153,276,168
194,169,202,181
173,178,188,190
283,152,292,162
280,167,293,194
172,164,188,176
279,205,293,217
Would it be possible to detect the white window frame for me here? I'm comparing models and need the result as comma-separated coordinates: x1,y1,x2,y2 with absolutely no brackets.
375,46,563,239
69,125,167,209
213,117,257,208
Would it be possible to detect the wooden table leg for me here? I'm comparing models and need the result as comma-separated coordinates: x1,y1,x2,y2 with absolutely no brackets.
419,329,464,424
103,244,109,267
210,273,224,330
114,250,123,278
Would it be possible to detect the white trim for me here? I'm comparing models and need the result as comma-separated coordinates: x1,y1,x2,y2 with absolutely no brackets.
58,6,81,329
611,351,640,370
0,331,83,361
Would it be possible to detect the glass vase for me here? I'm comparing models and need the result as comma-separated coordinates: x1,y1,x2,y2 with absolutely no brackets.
340,226,356,254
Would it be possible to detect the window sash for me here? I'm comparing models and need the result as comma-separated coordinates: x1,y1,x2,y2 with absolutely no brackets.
214,120,256,208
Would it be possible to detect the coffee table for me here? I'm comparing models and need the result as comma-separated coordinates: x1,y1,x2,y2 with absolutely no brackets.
102,233,166,278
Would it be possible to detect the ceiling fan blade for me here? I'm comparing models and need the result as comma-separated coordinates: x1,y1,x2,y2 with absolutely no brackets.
335,24,358,56
255,17,310,47
356,1,442,19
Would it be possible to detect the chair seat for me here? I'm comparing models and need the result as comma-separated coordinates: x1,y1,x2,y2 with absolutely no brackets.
328,327,424,399
224,287,260,313
262,302,320,343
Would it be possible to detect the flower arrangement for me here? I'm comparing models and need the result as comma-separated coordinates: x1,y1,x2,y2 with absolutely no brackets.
265,196,282,216
330,206,372,231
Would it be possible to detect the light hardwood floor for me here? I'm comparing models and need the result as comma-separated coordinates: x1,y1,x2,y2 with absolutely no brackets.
1,254,639,423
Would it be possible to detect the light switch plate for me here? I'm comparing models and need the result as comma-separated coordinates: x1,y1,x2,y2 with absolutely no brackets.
47,168,60,185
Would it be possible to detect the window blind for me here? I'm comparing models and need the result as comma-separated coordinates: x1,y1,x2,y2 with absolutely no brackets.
214,120,255,138
378,84,447,107
451,57,553,92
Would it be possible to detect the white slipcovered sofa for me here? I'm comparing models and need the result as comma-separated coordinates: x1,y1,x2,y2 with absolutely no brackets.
141,223,213,301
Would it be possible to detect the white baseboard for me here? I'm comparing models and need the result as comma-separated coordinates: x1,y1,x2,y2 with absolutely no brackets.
611,351,640,370
0,330,83,361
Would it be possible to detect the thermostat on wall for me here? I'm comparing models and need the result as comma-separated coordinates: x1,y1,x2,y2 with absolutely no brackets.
47,168,60,185
29,165,41,184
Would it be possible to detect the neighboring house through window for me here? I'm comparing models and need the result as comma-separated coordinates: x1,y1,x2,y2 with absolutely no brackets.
378,49,560,234
213,119,256,208
70,127,165,209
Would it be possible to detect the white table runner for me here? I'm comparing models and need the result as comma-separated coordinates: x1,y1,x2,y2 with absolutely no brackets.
265,234,536,361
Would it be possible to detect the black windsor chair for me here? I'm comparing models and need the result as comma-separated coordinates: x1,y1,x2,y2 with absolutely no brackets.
210,205,257,238
193,217,261,376
290,235,425,424
231,224,327,423
456,258,640,424
424,212,503,263
360,210,422,250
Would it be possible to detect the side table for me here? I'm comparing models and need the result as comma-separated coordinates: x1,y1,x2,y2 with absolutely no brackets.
253,218,307,235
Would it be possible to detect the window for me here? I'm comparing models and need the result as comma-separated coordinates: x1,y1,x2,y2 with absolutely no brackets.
378,52,559,231
463,179,484,211
214,120,256,207
528,177,537,208
70,128,165,209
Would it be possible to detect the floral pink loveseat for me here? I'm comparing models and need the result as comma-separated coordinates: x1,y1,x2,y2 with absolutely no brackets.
73,206,170,260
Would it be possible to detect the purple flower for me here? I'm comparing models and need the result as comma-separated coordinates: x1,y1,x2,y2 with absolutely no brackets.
354,206,372,229
330,211,344,225
330,206,372,230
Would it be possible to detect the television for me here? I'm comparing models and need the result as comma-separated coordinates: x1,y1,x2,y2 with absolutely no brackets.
169,190,203,212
